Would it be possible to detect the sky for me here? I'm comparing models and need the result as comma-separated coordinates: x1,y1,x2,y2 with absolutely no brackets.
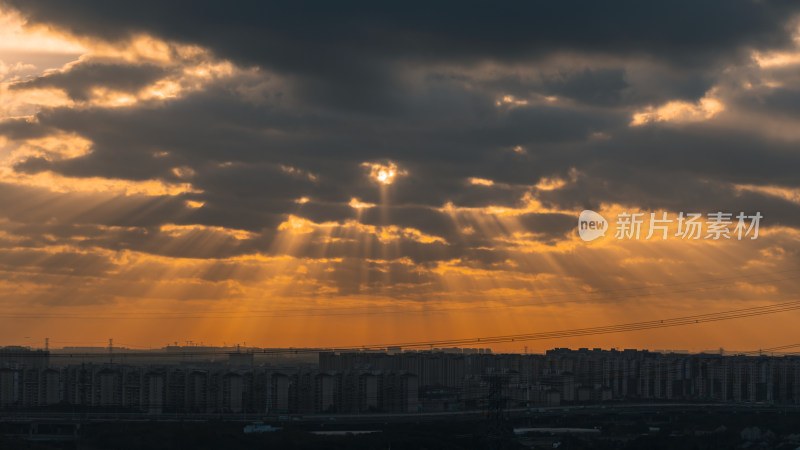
1,1,800,352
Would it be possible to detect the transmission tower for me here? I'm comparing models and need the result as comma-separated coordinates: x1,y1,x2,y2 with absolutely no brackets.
483,372,513,450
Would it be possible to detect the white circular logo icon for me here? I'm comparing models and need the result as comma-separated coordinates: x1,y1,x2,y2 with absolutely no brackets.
578,210,608,241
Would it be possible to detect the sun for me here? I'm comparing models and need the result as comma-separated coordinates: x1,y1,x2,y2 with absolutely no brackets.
377,169,394,184
362,161,404,185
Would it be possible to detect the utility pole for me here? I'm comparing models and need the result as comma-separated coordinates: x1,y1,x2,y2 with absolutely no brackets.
108,338,113,364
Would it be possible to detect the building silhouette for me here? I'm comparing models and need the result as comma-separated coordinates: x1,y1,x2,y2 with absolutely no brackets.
1,346,799,414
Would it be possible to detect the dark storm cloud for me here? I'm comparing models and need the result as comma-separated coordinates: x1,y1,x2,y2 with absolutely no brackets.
429,63,719,111
540,69,630,107
0,182,190,230
10,68,800,252
733,87,800,119
5,0,800,117
9,75,621,218
2,0,800,273
537,166,800,230
0,246,114,277
327,257,436,296
0,117,53,140
530,67,713,108
516,213,576,239
5,1,798,68
9,62,169,101
585,126,800,188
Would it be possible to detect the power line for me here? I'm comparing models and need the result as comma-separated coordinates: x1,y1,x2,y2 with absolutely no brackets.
40,297,800,358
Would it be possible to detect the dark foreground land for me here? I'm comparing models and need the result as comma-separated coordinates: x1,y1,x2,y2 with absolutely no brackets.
2,406,800,449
